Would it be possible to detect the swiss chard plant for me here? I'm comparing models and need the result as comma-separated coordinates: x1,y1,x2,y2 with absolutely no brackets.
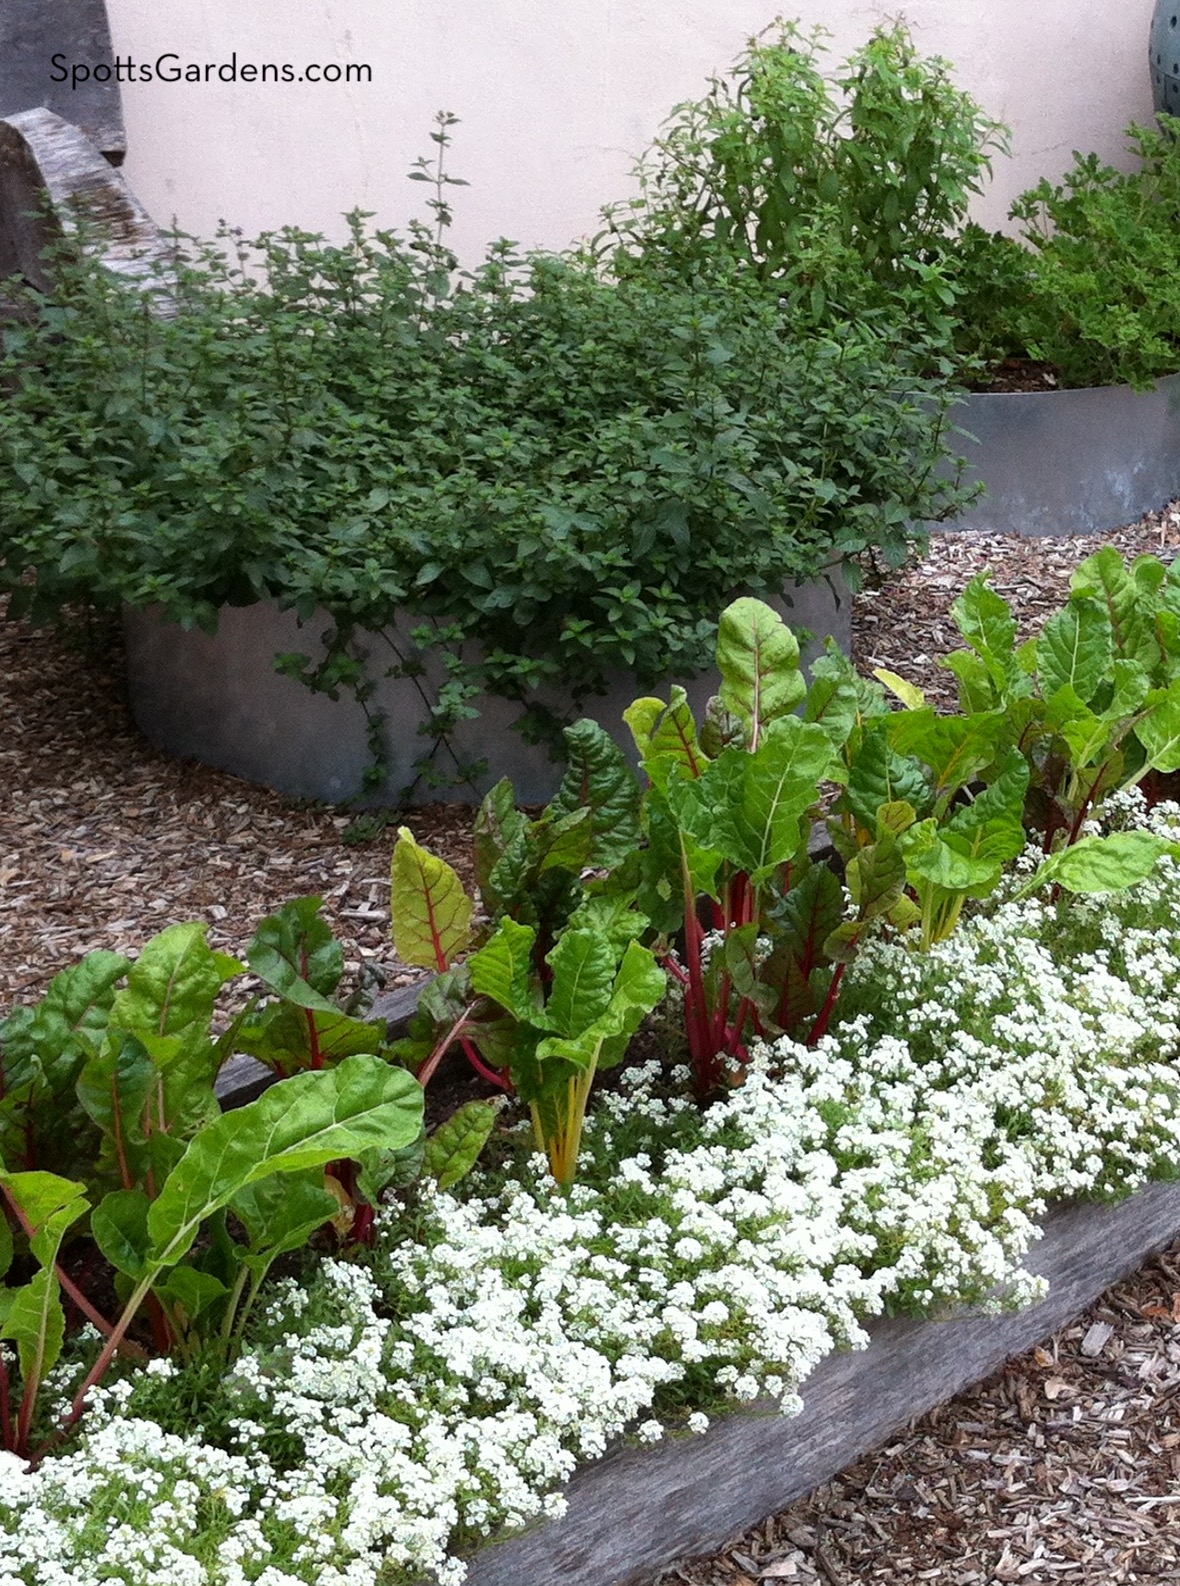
915,549,1180,848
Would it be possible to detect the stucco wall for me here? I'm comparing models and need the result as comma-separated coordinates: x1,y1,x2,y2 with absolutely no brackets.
97,1,1157,260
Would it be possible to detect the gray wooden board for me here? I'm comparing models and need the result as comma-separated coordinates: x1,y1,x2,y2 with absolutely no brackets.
0,0,124,160
0,108,168,292
442,1178,1180,1586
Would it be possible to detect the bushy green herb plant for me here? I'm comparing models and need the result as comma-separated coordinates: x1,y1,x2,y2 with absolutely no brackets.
595,20,1005,357
0,122,972,794
952,118,1180,389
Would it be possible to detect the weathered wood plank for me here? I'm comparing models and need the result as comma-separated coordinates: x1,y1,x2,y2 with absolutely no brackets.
0,0,124,161
0,107,168,292
453,1179,1180,1586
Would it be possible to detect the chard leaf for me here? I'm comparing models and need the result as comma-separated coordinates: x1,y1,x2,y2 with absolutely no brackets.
423,1100,499,1190
844,721,929,832
235,1004,388,1075
0,951,131,1174
534,941,664,1071
845,831,906,919
772,862,844,979
1028,831,1180,895
91,1187,152,1279
886,709,1007,800
1,1267,65,1398
473,779,528,901
1036,596,1112,705
548,719,642,868
0,1171,89,1397
110,923,241,1044
153,1267,229,1329
716,598,805,747
1102,658,1151,721
391,828,474,971
1047,686,1115,768
943,750,1029,865
804,665,860,753
564,894,649,953
951,576,1022,697
542,930,616,1038
872,669,925,709
0,950,129,1096
469,918,538,1023
144,1054,423,1272
76,1032,157,1185
707,718,833,883
1071,548,1159,668
229,1169,339,1255
1135,682,1180,772
939,649,997,715
624,686,708,782
247,898,344,1009
0,1170,89,1269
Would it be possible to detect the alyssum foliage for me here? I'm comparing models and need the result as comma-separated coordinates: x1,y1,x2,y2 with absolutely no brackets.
0,99,971,792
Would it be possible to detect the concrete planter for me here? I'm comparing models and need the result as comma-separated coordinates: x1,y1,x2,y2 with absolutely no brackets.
123,566,850,806
942,372,1180,537
443,1179,1180,1586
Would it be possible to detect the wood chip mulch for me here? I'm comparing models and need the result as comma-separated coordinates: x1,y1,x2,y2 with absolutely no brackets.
5,503,1180,1584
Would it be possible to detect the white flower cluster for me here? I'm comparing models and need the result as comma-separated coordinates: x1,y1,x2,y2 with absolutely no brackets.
3,796,1180,1586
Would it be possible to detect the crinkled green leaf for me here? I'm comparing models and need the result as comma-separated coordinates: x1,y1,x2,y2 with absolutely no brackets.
473,779,528,901
469,917,538,1023
91,1187,152,1279
624,686,708,783
844,721,929,832
229,1169,339,1256
548,718,642,869
234,1003,388,1076
1071,547,1159,669
706,718,833,883
423,1100,499,1190
846,831,906,919
246,897,344,1010
951,576,1023,697
1136,682,1180,773
886,709,1007,800
939,648,997,715
541,929,617,1039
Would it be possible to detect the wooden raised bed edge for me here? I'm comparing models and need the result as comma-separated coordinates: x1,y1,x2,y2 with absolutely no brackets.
442,1178,1180,1586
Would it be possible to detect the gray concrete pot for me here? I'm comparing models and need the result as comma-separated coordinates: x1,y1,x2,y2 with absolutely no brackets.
123,566,850,807
941,372,1180,537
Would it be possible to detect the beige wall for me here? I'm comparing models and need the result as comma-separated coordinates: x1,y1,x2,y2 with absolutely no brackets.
100,0,1158,260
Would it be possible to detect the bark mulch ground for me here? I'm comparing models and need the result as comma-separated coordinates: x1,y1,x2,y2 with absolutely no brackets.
5,505,1180,1583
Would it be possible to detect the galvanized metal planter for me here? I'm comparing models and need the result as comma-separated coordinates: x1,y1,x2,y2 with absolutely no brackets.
942,373,1180,537
443,1180,1180,1586
122,567,850,807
